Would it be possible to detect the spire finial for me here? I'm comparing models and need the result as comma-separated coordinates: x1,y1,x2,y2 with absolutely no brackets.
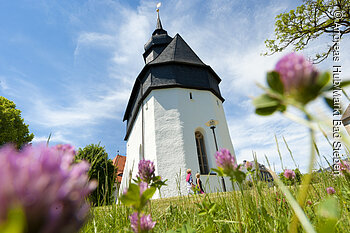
156,2,162,30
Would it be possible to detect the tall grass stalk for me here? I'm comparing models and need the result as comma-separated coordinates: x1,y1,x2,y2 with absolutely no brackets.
265,155,316,233
283,136,298,168
275,135,284,171
289,111,316,233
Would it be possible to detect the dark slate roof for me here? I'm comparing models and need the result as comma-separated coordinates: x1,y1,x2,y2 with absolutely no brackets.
123,29,224,140
143,33,172,57
150,34,204,66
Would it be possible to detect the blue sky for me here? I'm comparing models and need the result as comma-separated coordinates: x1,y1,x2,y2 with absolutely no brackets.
0,0,349,173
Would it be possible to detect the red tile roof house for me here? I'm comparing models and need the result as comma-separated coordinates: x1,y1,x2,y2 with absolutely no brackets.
112,155,126,200
112,155,126,183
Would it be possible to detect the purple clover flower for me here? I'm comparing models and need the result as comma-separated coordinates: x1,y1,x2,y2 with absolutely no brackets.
245,161,253,171
275,53,318,93
138,160,155,183
215,148,237,173
284,169,296,180
327,187,336,195
53,144,76,156
339,160,350,175
129,212,156,233
0,144,96,233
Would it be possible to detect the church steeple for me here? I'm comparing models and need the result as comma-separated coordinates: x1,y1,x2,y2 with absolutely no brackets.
122,4,235,199
124,4,224,141
156,10,162,30
143,9,172,64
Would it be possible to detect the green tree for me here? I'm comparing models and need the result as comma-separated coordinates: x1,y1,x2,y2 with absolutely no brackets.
75,143,116,206
264,0,350,63
0,96,34,149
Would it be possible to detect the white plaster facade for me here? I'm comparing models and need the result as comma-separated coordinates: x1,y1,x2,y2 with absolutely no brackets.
120,88,235,198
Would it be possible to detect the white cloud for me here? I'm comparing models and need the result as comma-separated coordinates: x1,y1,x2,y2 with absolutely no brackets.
0,77,9,91
74,32,116,57
31,132,72,145
28,87,129,128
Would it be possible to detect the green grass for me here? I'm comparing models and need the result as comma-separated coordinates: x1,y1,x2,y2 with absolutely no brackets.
80,171,350,233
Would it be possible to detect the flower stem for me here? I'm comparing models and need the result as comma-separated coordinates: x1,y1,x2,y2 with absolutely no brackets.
289,111,316,233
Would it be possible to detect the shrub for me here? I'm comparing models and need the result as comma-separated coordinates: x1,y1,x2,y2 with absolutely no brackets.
75,143,116,206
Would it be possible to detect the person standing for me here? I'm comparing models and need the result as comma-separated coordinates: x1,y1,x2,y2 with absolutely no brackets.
186,169,194,194
196,173,205,194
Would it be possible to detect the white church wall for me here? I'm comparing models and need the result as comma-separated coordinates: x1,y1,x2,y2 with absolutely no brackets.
120,94,158,197
176,88,235,191
152,88,236,196
142,94,161,197
119,109,142,196
152,90,188,197
143,94,158,163
121,87,236,198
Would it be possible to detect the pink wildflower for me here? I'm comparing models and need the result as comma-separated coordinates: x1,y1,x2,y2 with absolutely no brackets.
283,169,296,180
215,148,237,173
339,160,350,175
275,53,318,93
129,213,156,233
138,160,155,183
326,187,336,195
0,144,95,233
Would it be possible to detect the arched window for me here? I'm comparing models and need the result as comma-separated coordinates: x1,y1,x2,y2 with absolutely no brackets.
195,131,209,174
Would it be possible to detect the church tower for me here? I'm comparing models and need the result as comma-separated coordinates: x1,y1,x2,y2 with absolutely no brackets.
120,12,236,198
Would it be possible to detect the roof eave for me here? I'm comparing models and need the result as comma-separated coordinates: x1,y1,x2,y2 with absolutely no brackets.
122,61,221,122
124,85,225,141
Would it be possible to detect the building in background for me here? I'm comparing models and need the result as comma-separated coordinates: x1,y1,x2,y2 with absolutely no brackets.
112,155,126,184
120,12,236,198
241,160,274,184
112,154,126,200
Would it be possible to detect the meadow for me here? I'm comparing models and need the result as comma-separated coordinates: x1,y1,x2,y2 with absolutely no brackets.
80,167,350,233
